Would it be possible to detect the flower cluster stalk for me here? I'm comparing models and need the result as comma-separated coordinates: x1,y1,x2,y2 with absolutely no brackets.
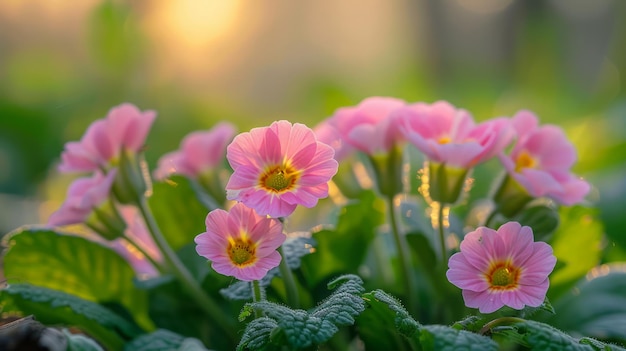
137,197,235,341
386,195,416,314
278,245,300,308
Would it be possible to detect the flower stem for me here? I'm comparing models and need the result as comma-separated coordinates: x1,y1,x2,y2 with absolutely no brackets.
277,245,300,308
479,316,526,335
122,234,165,274
137,198,235,340
386,195,416,314
436,202,448,263
251,280,264,319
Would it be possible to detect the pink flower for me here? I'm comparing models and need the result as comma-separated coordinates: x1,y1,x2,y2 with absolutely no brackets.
48,170,117,226
398,101,513,168
498,111,590,205
225,120,338,218
154,122,237,180
326,97,407,155
194,203,286,281
59,103,156,173
313,119,355,162
446,222,556,314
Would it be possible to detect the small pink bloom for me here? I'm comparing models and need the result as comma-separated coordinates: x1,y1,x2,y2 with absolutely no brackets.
48,170,117,226
154,122,237,180
498,111,590,205
111,206,161,278
398,101,513,168
194,203,286,281
59,103,156,173
225,120,338,218
313,119,354,162
447,222,556,314
327,97,407,155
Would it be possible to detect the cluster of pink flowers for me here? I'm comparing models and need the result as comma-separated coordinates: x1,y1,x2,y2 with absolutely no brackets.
316,96,589,207
49,103,159,277
48,97,588,314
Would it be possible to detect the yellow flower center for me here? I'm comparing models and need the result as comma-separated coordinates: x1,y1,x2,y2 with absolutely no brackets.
438,136,451,144
260,164,299,193
228,237,257,266
486,261,520,290
515,151,537,172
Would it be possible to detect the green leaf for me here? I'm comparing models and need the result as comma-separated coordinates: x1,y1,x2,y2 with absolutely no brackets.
64,329,105,351
238,274,366,349
0,284,141,350
300,191,385,286
548,206,604,299
123,329,212,351
493,320,625,351
221,237,316,301
2,228,152,330
544,267,626,344
420,325,499,351
357,289,421,350
237,317,280,351
149,176,209,251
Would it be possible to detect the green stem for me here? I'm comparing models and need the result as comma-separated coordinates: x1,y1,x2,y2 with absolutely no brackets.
386,195,416,314
277,245,300,308
479,316,526,335
122,234,166,274
137,198,235,340
251,280,264,319
436,202,447,263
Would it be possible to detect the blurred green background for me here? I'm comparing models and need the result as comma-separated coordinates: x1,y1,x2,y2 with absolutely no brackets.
1,0,625,258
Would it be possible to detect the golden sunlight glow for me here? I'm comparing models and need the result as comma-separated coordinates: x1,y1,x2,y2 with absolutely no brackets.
149,0,240,48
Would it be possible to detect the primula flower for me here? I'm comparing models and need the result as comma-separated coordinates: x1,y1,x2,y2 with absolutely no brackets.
194,203,286,281
154,122,237,180
446,222,556,314
225,120,338,218
59,103,156,173
313,119,354,162
398,101,512,169
325,96,407,156
497,110,590,206
48,170,117,227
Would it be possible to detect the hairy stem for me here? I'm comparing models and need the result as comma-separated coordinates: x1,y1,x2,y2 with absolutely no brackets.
387,195,416,314
278,245,300,308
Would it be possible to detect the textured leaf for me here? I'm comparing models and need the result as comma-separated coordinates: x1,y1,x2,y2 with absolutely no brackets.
0,284,141,350
544,267,626,344
2,228,152,330
237,317,280,351
420,325,499,351
221,237,316,301
238,274,366,349
123,329,211,351
358,289,420,350
493,320,625,351
549,206,603,299
149,176,209,251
